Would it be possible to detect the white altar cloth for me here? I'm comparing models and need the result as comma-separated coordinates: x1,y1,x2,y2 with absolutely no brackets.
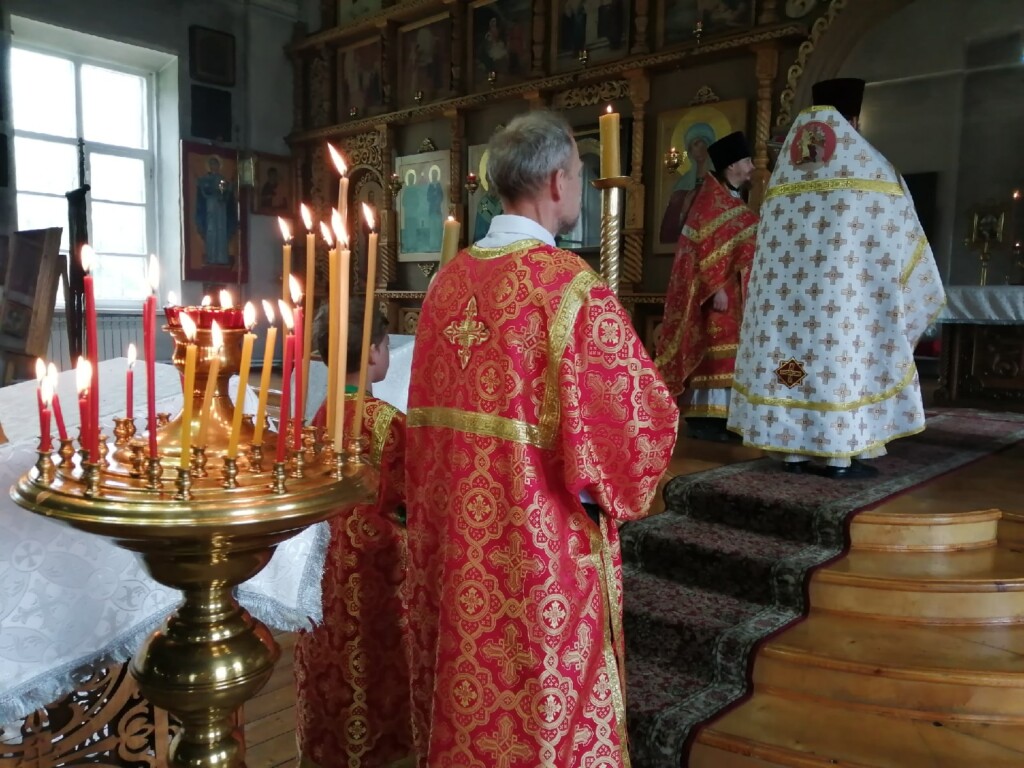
940,286,1024,325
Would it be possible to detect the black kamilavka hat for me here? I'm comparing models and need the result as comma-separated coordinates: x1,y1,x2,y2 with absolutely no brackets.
707,131,751,171
811,78,866,118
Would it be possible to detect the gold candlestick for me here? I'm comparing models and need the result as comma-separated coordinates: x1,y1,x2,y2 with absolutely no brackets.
591,176,631,294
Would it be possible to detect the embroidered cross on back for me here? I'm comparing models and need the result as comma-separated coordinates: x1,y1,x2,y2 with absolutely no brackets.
445,296,491,369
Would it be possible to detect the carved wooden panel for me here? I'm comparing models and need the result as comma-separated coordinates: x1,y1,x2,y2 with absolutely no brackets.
551,80,631,110
935,324,1024,411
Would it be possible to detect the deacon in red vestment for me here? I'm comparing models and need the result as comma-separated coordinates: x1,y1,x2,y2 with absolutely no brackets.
405,110,679,768
295,300,413,768
655,131,758,442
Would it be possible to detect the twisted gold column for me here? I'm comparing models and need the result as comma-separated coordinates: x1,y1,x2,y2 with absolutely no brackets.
593,176,631,295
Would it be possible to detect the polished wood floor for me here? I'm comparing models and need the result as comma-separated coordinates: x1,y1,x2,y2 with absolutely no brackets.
245,404,1024,768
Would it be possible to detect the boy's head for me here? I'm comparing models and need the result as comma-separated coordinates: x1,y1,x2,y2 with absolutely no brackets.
314,297,391,383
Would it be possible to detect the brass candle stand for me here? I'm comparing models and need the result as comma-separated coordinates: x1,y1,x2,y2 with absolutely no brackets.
592,175,630,294
12,330,377,768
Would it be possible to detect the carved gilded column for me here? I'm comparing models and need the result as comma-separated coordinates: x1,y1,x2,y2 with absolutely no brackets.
531,0,547,78
447,109,465,228
623,71,649,290
758,0,780,25
378,123,398,288
309,46,332,129
631,0,650,55
749,43,779,213
379,21,397,113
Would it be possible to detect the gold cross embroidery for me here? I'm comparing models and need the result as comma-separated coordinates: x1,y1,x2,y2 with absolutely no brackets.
445,296,491,369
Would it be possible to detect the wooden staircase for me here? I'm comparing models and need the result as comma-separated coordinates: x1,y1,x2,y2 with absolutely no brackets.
690,446,1024,767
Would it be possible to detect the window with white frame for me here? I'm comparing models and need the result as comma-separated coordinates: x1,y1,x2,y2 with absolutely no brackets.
10,44,156,306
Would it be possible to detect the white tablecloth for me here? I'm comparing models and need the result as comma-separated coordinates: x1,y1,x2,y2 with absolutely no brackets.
940,286,1024,325
0,360,315,724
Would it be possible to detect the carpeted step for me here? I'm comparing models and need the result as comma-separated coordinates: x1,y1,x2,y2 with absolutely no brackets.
623,569,765,669
622,514,812,605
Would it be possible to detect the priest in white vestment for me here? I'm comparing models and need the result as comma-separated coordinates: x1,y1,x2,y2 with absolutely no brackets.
727,78,946,479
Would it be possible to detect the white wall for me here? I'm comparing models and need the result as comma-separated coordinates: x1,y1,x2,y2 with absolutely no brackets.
840,0,1024,285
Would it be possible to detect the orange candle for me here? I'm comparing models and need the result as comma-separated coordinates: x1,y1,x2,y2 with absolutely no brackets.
332,214,350,453
440,215,460,268
252,300,278,447
599,105,621,178
227,303,257,459
300,204,315,417
353,203,378,436
279,217,293,303
328,143,349,222
321,219,339,442
179,314,198,468
197,321,224,448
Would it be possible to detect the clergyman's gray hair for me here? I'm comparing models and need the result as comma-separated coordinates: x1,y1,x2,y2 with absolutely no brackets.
486,110,575,204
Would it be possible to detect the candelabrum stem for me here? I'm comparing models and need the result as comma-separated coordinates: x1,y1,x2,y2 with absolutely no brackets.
222,457,239,490
174,466,193,501
98,433,110,463
35,448,56,485
146,455,164,491
346,435,369,467
302,425,319,461
114,417,137,447
290,447,306,480
330,449,346,479
592,176,629,295
270,461,288,494
128,439,147,478
192,446,209,478
58,438,76,465
83,461,101,497
248,443,264,473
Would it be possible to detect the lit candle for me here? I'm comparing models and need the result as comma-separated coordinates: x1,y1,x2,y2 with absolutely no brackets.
599,105,621,178
276,302,295,463
300,205,315,420
227,303,257,459
168,290,178,306
179,314,198,469
80,245,100,459
289,274,305,451
332,217,350,453
219,289,233,309
321,218,339,442
47,363,68,442
201,295,212,307
146,256,159,457
76,357,93,458
354,203,379,436
39,375,53,453
252,300,279,448
279,217,293,303
328,143,350,222
126,343,137,419
35,358,48,448
197,321,223,448
440,214,460,268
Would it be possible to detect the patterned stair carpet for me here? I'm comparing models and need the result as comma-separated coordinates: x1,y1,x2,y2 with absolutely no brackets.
621,409,1024,768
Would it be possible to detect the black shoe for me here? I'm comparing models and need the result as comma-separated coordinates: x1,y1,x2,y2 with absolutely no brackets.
821,459,879,480
782,461,809,474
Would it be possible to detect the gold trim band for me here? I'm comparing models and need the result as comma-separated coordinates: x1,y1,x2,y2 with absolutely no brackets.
900,236,928,285
765,178,904,201
683,205,747,244
408,406,548,448
698,224,758,273
467,238,544,260
733,363,917,412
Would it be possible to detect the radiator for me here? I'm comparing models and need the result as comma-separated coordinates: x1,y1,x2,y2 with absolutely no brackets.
48,313,145,369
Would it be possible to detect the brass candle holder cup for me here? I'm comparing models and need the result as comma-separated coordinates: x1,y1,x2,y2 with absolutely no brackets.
591,176,631,295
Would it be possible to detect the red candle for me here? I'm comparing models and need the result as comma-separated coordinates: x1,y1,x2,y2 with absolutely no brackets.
276,301,296,463
292,305,304,451
146,256,160,457
76,357,93,458
81,246,100,459
47,363,68,441
35,357,46,425
126,343,137,419
39,377,53,453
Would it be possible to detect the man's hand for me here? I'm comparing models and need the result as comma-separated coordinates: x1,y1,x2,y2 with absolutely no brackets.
712,289,728,312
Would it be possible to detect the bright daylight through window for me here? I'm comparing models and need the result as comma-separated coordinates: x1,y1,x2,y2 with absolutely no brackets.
11,45,155,305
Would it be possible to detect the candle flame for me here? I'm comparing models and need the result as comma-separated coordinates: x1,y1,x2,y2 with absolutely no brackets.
180,312,197,341
332,209,348,248
300,203,313,231
211,320,224,351
47,363,59,390
320,220,334,248
362,202,376,230
40,376,53,408
167,290,178,306
81,244,96,274
328,143,348,176
606,105,612,114
1015,190,1021,200
289,274,303,304
76,357,92,394
278,216,293,242
147,255,160,292
201,295,212,307
278,300,295,331
36,358,46,383
447,214,455,222
262,299,277,325
219,289,233,308
127,343,137,367
243,301,257,329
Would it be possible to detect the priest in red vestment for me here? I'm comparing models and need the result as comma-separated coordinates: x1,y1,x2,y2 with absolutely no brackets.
295,300,413,768
655,131,758,442
405,110,679,768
